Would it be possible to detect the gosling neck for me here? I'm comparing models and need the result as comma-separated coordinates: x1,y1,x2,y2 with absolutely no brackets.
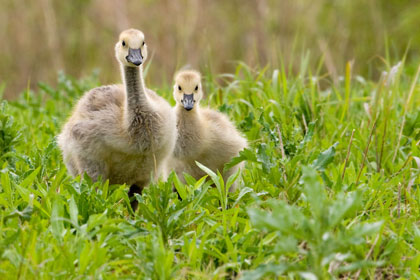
122,65,147,108
176,104,200,119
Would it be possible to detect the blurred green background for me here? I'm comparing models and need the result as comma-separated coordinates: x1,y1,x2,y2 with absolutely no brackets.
1,0,420,99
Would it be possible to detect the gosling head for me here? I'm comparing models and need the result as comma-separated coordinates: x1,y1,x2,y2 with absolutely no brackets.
115,29,148,67
174,70,203,111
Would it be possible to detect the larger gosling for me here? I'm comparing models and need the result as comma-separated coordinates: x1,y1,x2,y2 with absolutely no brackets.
58,29,176,196
171,70,247,190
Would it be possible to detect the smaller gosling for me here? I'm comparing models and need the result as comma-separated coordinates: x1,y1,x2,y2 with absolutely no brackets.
171,70,248,191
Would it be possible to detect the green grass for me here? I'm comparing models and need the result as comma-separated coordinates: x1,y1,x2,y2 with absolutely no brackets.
0,61,419,279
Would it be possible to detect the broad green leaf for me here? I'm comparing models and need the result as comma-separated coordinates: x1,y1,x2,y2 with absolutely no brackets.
69,196,79,227
87,210,108,232
101,180,109,200
256,143,274,173
20,167,41,188
350,221,383,239
299,121,316,149
196,161,218,182
1,171,12,203
226,167,241,192
240,264,288,280
233,187,253,208
312,142,339,172
300,165,325,217
328,191,362,227
224,148,257,171
172,172,187,200
51,198,65,242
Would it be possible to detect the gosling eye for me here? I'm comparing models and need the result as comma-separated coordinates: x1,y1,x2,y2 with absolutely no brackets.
142,41,145,46
178,85,182,91
195,85,198,91
122,41,126,47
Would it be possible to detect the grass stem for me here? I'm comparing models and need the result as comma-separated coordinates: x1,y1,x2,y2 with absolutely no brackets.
302,113,308,134
392,64,420,162
378,116,387,172
276,124,286,159
353,234,380,279
342,129,355,180
356,119,377,185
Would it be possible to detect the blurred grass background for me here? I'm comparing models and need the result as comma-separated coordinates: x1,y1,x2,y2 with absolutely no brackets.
1,0,420,99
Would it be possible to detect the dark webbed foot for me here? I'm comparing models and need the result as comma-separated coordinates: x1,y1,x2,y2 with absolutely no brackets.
128,184,143,211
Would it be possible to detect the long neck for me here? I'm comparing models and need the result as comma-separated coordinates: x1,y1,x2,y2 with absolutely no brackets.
122,65,148,111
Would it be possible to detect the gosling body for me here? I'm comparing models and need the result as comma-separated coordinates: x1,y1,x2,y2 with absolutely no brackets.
58,29,176,188
171,70,247,190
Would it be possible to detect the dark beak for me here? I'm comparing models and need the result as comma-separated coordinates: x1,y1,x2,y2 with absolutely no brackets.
126,48,143,66
182,94,195,111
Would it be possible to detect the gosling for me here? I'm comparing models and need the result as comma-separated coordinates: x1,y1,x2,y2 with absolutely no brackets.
171,70,247,191
57,29,176,199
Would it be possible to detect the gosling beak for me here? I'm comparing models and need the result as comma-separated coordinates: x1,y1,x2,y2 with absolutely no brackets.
126,48,143,66
182,94,195,111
